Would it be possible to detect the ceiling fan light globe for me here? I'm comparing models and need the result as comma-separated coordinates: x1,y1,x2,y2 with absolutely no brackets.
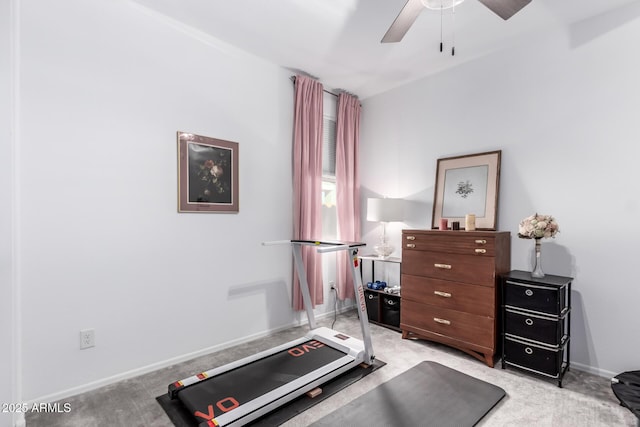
421,0,465,10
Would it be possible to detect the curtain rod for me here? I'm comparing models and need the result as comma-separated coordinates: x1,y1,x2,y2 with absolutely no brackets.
290,76,338,98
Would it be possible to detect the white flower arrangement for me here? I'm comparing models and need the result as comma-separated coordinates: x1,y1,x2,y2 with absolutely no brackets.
518,213,559,239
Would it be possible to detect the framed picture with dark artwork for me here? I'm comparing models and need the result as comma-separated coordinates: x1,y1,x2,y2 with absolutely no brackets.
432,150,501,230
177,131,239,213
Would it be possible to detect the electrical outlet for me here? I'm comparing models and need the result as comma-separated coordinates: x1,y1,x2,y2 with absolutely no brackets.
80,329,95,349
329,281,336,290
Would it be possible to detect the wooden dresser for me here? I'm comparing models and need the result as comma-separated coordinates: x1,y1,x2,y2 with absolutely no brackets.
401,229,510,367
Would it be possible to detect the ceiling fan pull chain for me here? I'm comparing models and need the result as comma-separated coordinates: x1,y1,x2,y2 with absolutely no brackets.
451,0,456,56
440,3,444,52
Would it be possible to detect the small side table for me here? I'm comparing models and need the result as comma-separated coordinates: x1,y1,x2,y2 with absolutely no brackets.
358,255,401,331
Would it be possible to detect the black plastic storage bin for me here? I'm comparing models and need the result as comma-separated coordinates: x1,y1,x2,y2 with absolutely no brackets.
381,296,400,327
364,290,379,322
504,279,566,316
504,335,567,377
504,308,565,346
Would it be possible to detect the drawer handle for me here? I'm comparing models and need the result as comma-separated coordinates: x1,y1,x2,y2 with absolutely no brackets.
368,294,375,300
525,289,534,297
406,243,416,248
525,318,534,326
434,263,452,269
525,347,533,355
475,239,487,244
434,290,452,298
474,248,487,254
406,235,416,241
434,317,451,325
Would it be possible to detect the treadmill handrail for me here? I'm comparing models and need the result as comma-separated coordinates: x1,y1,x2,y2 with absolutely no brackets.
263,239,366,249
262,239,374,366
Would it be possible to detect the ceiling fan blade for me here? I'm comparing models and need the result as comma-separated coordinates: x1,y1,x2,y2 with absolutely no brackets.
381,0,425,43
477,0,532,20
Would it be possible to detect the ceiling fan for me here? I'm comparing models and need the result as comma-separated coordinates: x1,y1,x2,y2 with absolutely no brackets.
381,0,532,43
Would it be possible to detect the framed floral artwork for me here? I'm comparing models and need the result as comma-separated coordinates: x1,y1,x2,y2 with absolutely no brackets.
432,150,501,230
178,131,239,213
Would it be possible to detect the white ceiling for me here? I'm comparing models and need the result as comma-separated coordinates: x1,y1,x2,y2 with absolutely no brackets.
132,0,637,99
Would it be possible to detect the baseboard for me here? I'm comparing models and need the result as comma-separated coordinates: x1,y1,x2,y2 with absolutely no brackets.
570,361,620,379
27,307,356,406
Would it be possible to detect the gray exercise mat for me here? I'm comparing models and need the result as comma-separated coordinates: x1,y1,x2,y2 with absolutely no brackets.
311,361,505,427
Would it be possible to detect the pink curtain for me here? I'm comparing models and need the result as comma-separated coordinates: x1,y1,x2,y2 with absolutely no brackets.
335,93,361,300
292,75,324,310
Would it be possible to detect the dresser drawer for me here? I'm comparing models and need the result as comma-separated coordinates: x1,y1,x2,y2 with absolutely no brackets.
504,336,566,377
504,308,564,346
401,274,494,317
504,280,566,315
401,300,494,349
403,232,496,256
402,250,496,286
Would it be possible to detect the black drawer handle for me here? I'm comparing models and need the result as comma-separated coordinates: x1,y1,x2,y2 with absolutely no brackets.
525,318,534,326
525,289,534,297
525,347,533,355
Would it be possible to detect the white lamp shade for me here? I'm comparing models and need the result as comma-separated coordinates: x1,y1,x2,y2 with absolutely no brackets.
422,0,464,10
367,198,404,223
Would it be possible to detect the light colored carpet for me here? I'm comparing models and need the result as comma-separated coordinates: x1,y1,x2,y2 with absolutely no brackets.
26,310,637,426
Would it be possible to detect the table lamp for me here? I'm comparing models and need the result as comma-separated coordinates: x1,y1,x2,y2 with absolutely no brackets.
367,198,404,259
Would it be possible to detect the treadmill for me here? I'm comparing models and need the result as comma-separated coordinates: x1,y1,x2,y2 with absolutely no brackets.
168,239,375,426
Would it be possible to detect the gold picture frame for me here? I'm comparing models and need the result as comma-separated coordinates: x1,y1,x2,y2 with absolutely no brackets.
178,131,239,213
432,150,501,230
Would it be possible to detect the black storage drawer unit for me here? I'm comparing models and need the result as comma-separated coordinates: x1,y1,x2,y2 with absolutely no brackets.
504,336,568,377
501,270,573,387
365,290,380,322
504,308,565,346
382,296,400,327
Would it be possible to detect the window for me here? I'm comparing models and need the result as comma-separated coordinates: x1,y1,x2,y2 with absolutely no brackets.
321,93,337,240
322,117,336,177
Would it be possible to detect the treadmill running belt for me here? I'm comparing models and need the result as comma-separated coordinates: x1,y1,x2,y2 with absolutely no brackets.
177,339,347,423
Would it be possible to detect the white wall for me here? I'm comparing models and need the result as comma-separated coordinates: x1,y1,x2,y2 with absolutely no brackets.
8,0,331,403
9,0,637,410
360,7,640,377
1,0,15,425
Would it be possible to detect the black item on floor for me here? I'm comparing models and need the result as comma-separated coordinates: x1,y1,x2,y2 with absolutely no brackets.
157,359,385,427
612,370,640,420
310,361,505,427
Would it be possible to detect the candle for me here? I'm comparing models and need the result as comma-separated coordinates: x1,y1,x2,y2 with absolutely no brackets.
439,218,448,230
465,214,476,231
